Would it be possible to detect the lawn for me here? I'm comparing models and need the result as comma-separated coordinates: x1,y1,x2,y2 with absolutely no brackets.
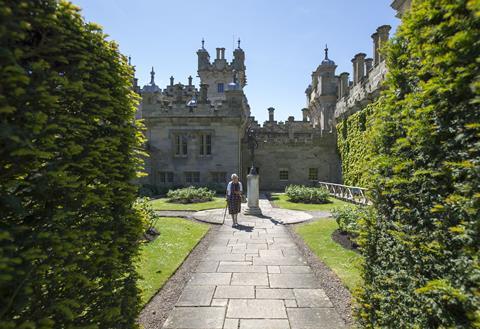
270,193,351,211
136,217,209,305
295,218,362,291
149,197,226,211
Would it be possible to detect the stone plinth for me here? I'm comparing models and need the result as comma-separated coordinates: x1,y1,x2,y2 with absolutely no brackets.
244,173,262,215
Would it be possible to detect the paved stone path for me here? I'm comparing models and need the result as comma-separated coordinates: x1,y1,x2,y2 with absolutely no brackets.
162,202,346,329
194,198,313,225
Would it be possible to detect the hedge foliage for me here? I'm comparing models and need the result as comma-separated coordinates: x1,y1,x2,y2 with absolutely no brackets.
356,0,480,327
167,186,215,203
0,1,144,328
336,105,375,187
285,185,330,204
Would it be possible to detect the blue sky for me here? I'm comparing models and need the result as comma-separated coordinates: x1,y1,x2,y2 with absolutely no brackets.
74,0,400,123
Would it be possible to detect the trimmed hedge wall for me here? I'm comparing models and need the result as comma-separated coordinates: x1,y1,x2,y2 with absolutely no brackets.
356,0,480,328
0,1,144,328
336,105,375,187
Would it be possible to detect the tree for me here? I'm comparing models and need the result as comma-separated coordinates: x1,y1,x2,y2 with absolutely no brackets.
0,1,144,327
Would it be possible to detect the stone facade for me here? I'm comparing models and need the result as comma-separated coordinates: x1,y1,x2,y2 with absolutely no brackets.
139,44,250,190
138,42,341,191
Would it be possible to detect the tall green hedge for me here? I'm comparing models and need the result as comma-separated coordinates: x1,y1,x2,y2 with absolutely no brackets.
336,105,375,187
357,0,480,328
0,1,144,328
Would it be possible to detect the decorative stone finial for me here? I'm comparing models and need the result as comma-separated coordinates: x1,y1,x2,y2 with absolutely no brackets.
170,76,174,86
128,56,131,65
188,75,193,86
150,66,155,85
201,38,205,49
324,44,329,60
237,38,241,49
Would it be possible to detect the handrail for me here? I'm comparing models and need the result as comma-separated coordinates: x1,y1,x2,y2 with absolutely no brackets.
317,181,370,205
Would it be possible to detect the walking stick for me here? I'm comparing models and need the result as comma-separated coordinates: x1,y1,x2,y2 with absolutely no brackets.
223,199,228,224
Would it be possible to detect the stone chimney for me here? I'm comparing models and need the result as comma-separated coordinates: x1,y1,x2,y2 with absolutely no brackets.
352,53,366,85
216,48,221,59
220,48,225,59
301,108,309,122
268,107,275,122
377,25,391,63
339,72,350,97
188,75,193,86
170,76,174,86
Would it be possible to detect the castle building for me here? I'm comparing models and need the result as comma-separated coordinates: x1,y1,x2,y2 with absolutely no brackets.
138,0,409,193
138,41,341,192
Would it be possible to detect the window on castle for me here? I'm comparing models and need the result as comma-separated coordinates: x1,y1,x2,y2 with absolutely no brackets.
185,171,200,183
217,83,224,93
308,168,318,181
210,172,227,183
199,134,212,155
159,171,174,184
279,170,289,181
174,135,188,156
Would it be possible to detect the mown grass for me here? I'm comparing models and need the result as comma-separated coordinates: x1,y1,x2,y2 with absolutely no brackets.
270,193,351,211
295,218,362,291
136,217,209,305
149,197,226,211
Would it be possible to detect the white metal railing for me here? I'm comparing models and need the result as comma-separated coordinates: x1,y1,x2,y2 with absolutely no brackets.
317,181,370,205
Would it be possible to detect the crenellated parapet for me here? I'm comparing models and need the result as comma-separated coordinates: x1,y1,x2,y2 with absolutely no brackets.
248,107,336,146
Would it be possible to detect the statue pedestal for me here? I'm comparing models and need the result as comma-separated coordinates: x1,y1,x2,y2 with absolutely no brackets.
244,173,262,215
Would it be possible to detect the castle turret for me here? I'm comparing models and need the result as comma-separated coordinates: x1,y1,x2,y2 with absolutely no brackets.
197,39,211,71
197,40,247,104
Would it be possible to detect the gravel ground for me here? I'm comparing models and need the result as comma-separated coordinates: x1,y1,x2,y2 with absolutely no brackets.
138,225,218,329
287,223,355,327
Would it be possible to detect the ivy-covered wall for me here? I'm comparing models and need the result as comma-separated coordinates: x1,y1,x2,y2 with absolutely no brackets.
336,105,375,188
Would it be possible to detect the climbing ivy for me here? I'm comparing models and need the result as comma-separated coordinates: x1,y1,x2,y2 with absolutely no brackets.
336,105,375,188
0,1,144,328
356,0,480,328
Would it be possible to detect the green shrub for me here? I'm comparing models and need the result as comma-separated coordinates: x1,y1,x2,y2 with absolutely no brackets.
167,186,215,203
0,1,144,328
134,197,159,232
356,1,480,328
285,185,330,204
332,205,361,236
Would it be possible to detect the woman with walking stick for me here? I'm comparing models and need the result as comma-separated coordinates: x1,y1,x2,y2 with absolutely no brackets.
226,173,243,227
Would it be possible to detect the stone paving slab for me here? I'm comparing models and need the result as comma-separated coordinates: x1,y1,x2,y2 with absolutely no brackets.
176,285,215,306
294,289,333,308
162,307,225,328
226,299,287,319
231,272,268,286
188,273,232,285
214,285,255,299
269,274,321,289
161,196,345,329
217,264,267,273
287,308,346,329
239,319,290,329
255,288,295,299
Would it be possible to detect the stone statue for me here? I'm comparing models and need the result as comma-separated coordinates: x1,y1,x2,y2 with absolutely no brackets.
246,125,258,175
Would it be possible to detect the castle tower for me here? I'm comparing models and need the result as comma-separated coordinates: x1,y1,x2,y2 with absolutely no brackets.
306,45,338,131
197,39,247,104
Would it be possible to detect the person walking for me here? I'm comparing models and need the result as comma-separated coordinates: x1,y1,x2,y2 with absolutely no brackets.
226,173,243,227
